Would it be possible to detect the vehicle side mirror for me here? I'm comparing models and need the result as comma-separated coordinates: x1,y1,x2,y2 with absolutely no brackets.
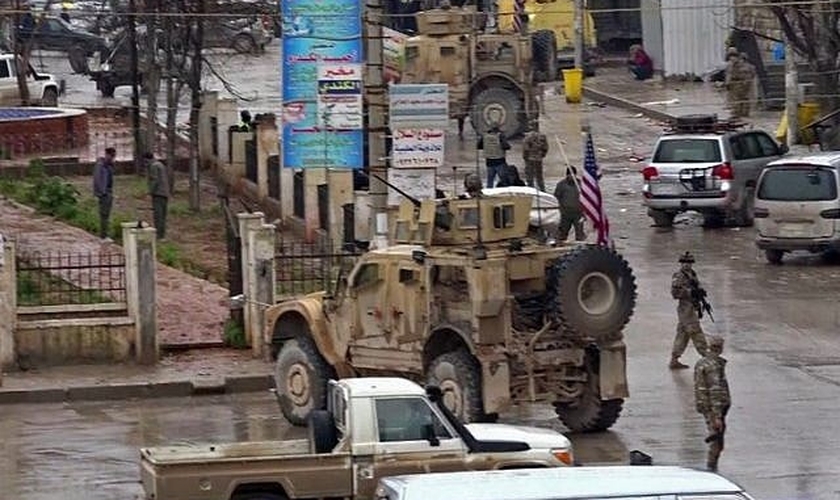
778,143,789,155
423,423,440,447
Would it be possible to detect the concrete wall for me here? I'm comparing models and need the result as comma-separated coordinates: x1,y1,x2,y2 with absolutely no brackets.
0,236,16,374
14,318,135,366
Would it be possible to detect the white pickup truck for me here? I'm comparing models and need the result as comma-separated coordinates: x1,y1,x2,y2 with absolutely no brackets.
0,53,60,106
140,377,573,500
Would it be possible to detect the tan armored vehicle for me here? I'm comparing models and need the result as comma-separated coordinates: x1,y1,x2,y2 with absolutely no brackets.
400,7,555,138
140,377,574,500
266,194,637,433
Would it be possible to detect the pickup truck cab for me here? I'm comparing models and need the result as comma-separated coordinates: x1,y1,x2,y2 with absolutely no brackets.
0,53,60,106
140,377,573,500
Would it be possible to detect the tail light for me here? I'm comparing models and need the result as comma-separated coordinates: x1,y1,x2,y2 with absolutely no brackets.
754,207,769,218
642,166,659,180
712,162,734,180
820,208,840,219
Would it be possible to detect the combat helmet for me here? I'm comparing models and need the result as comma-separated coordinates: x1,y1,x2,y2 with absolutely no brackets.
678,251,695,263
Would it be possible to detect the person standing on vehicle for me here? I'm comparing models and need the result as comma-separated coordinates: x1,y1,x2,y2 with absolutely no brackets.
670,251,708,369
553,167,585,241
694,335,731,471
477,121,510,188
93,147,116,241
145,152,171,240
522,119,549,191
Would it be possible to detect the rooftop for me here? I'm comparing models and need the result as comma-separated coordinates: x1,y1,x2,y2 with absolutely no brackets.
341,377,425,398
767,152,840,167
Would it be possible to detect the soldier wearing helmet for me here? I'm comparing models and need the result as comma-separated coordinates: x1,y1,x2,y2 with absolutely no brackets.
670,251,709,369
461,173,483,199
694,335,731,471
522,119,549,191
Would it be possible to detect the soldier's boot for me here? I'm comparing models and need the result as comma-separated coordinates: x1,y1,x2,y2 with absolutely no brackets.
707,446,721,471
669,357,689,370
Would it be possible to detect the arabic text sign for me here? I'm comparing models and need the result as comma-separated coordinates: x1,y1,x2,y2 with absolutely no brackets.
383,27,407,83
281,0,363,169
389,84,449,129
392,128,445,169
387,167,437,206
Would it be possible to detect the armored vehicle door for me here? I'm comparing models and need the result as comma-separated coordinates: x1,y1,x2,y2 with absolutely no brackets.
388,261,429,344
346,260,394,366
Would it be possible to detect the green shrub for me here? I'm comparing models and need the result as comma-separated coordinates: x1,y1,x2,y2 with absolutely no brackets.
157,241,181,267
223,317,248,349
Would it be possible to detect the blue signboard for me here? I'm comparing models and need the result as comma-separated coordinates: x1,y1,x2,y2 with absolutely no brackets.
281,0,364,169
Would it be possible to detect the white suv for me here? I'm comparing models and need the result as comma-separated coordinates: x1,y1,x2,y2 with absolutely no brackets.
0,53,60,106
641,116,787,227
754,153,840,264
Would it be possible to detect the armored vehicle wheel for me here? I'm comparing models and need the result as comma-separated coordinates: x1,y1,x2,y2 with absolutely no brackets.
274,337,335,426
68,45,89,74
308,409,339,453
427,349,493,423
232,34,257,54
554,352,623,432
548,246,636,341
531,30,557,83
470,87,526,139
99,79,116,98
232,493,288,500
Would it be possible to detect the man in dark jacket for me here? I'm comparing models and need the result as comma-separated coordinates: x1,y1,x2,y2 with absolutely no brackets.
628,44,654,81
477,122,510,188
93,147,116,240
145,152,171,240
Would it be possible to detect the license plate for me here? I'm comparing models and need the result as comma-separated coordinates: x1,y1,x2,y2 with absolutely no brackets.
651,183,684,196
779,223,810,238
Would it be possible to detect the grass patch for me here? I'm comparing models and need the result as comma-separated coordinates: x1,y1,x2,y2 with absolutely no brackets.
223,318,248,348
16,269,110,306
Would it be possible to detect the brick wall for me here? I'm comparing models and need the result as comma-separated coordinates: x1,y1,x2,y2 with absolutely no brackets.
0,111,90,157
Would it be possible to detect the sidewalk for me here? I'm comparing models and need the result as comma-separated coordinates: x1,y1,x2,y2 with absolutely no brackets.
583,66,781,133
0,348,273,404
0,197,228,346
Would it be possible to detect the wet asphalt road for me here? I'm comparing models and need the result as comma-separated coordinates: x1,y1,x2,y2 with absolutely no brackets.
6,42,840,500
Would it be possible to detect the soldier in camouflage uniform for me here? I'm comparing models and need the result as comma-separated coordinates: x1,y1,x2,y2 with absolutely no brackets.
522,120,549,191
670,251,708,369
694,335,731,471
725,48,756,119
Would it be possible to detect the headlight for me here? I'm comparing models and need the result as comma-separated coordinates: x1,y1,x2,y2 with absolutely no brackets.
551,447,574,466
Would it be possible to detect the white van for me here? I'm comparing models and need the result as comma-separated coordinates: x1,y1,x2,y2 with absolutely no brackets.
754,153,840,264
375,466,755,500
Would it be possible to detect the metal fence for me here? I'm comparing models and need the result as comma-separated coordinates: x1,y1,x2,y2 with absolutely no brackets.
15,250,127,307
275,239,360,299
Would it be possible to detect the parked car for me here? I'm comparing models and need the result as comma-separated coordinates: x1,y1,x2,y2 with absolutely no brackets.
754,152,840,264
16,15,109,74
0,53,60,106
375,465,757,500
641,114,788,227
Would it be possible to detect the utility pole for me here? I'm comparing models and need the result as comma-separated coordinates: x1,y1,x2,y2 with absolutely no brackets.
128,0,142,171
784,37,798,148
364,0,388,242
573,0,584,69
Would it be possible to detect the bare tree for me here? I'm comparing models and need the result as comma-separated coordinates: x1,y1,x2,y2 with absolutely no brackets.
187,0,205,212
765,1,840,109
142,0,162,156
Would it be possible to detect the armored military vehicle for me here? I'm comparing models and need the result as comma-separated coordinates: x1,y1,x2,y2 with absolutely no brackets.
399,7,552,138
265,193,637,433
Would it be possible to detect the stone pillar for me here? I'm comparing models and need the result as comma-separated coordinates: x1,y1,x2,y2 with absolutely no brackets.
304,168,327,242
255,114,279,200
217,98,239,164
280,167,295,222
0,235,17,380
238,212,266,350
199,91,219,165
230,131,251,179
327,169,354,247
123,224,158,365
249,224,276,360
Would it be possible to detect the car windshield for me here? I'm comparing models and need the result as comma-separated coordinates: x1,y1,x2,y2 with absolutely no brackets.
758,166,838,201
653,139,721,163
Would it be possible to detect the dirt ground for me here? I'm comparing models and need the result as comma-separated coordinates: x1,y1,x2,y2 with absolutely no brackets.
65,172,231,287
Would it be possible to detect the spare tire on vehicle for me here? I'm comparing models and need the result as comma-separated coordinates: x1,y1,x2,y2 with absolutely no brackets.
531,29,557,83
547,245,637,340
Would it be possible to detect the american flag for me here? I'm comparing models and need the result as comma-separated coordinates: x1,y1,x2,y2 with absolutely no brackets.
580,132,611,246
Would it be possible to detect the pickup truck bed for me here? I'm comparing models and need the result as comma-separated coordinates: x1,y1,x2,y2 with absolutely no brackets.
140,439,353,500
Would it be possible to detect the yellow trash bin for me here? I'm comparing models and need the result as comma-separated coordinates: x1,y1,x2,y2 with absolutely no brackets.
798,102,821,145
562,68,584,104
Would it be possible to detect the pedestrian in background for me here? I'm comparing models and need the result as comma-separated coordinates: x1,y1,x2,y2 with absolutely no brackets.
627,44,654,81
670,251,708,369
522,119,549,191
694,335,731,471
145,152,171,240
553,167,585,241
93,147,116,241
477,121,510,188
725,48,756,119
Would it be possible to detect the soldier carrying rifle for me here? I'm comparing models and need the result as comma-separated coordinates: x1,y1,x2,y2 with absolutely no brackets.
669,252,711,369
695,335,731,471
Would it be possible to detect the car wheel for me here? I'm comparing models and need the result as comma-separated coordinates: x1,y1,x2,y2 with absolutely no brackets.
649,209,675,228
232,34,257,54
41,88,58,107
732,188,755,227
765,249,784,265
